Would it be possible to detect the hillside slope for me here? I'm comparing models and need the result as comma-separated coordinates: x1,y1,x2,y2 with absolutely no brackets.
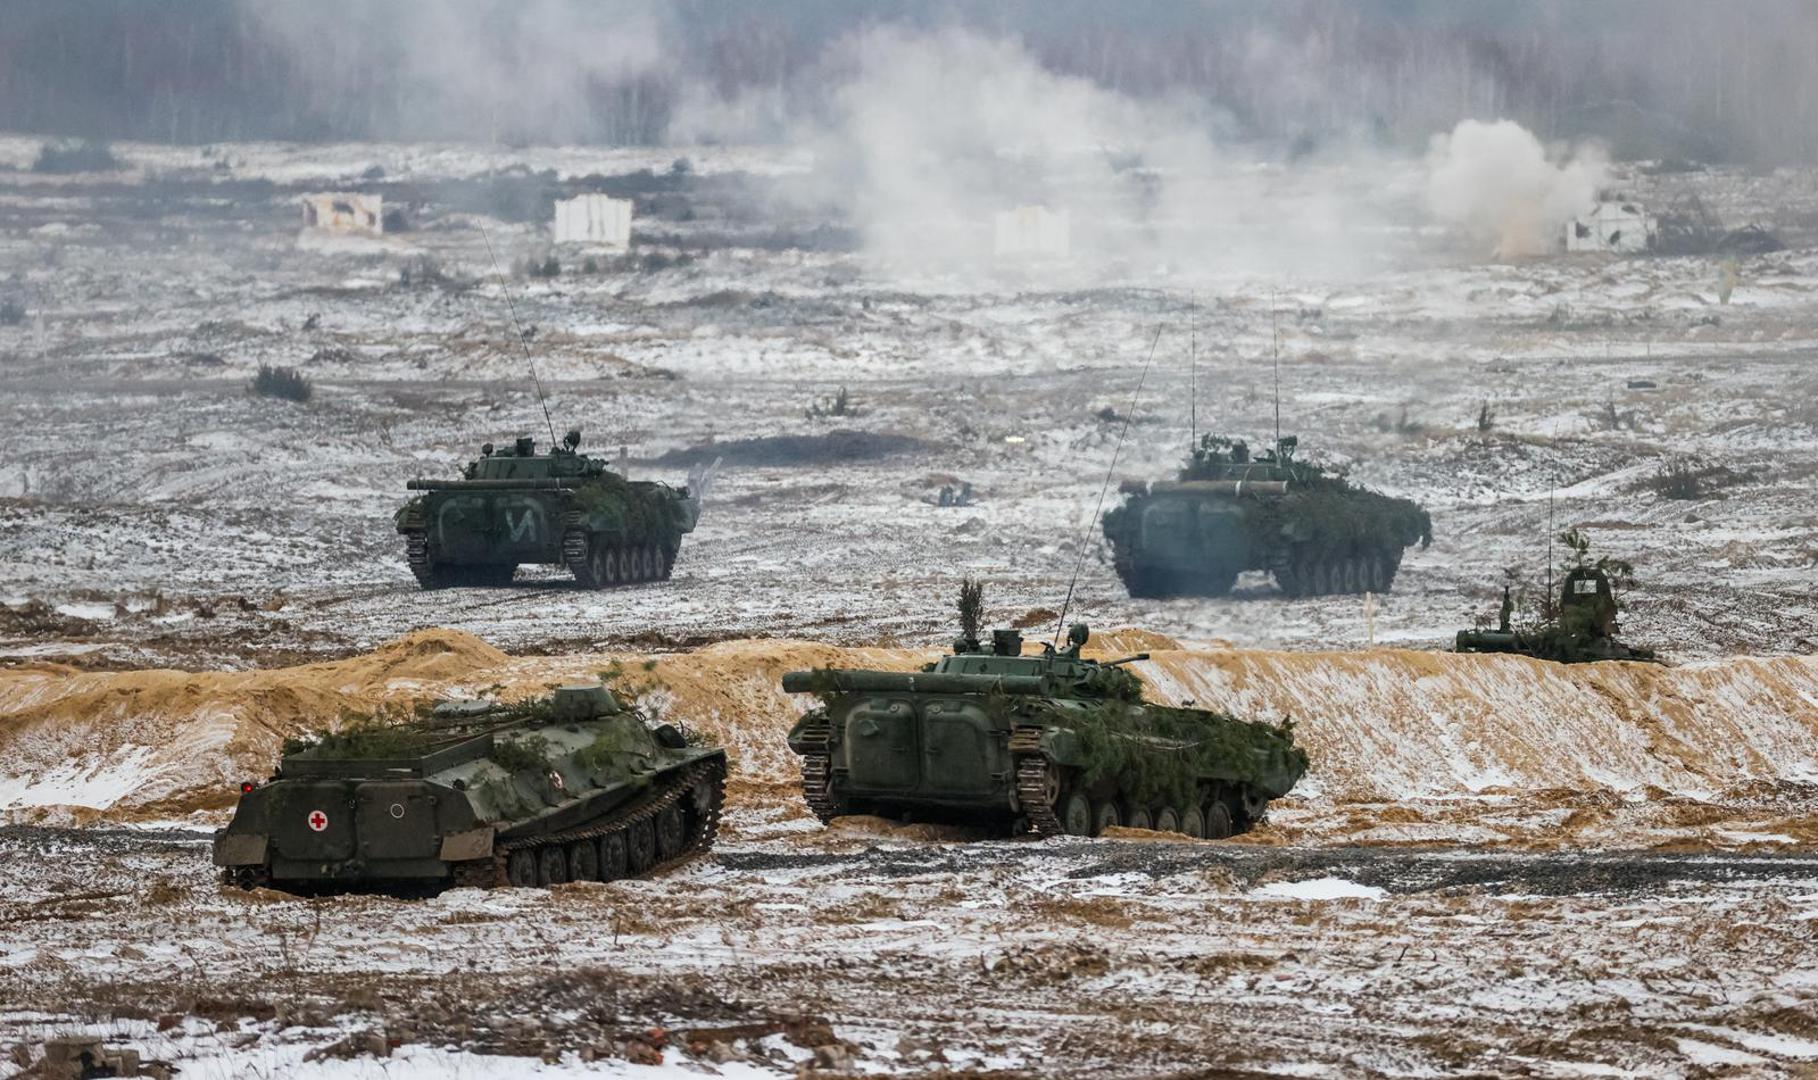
2,629,1813,846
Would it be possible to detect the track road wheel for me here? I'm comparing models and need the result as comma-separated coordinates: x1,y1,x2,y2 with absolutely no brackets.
1123,803,1153,831
569,533,606,589
660,546,678,579
1204,803,1234,840
1059,792,1093,837
1154,807,1181,835
569,839,599,882
655,804,686,860
627,818,656,873
1180,806,1206,839
537,846,568,886
599,831,629,881
1091,799,1121,837
507,849,538,888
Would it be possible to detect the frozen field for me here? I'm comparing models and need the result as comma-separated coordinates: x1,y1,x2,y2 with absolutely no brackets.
1,138,1816,1078
3,822,1818,1078
1,139,1816,668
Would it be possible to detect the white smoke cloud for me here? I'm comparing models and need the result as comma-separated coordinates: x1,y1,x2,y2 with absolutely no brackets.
677,27,1405,283
1425,119,1608,258
242,0,669,144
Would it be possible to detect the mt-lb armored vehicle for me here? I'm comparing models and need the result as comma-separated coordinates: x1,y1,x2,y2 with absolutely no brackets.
1102,434,1431,598
1456,566,1658,664
214,683,726,893
783,625,1307,838
396,429,704,589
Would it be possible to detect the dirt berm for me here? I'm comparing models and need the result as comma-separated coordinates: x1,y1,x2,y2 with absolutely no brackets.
2,629,1814,846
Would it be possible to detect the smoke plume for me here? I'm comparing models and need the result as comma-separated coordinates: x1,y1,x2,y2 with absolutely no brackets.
241,0,670,144
686,26,1402,282
1424,119,1608,258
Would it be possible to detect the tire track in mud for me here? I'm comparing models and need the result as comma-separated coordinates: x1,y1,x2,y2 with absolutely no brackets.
3,825,1817,1076
721,837,1818,895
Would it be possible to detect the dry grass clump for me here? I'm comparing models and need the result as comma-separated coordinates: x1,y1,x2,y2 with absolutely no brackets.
249,364,312,403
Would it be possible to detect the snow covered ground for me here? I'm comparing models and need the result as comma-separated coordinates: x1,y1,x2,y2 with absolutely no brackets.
3,821,1818,1078
1,138,1816,1076
0,141,1815,669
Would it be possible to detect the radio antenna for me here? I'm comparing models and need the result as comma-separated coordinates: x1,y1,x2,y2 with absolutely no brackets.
1270,288,1282,448
477,222,559,449
1546,488,1556,616
1054,326,1163,647
1188,293,1198,456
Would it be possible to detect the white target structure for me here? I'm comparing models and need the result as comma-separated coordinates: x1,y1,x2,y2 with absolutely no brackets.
552,194,633,249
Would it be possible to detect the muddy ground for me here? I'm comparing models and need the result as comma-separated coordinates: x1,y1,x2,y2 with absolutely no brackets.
3,820,1817,1077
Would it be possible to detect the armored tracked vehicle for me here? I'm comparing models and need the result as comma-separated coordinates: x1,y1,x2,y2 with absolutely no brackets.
396,429,706,589
214,683,726,892
1456,563,1657,664
784,623,1307,838
1103,434,1431,598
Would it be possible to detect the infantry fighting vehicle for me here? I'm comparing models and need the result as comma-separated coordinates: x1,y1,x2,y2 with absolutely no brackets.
783,623,1307,838
1103,434,1431,598
214,683,726,892
396,429,706,588
1456,564,1657,664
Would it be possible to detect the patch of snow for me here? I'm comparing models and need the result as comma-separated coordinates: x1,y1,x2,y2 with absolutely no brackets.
1249,877,1387,902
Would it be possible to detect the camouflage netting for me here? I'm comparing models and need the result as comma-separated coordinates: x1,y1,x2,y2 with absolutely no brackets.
278,692,573,762
280,704,437,759
572,476,688,539
1263,485,1432,556
488,734,554,773
1046,701,1306,807
572,725,654,770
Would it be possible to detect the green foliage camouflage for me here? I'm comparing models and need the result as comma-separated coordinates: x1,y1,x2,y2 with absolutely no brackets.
1102,433,1431,598
218,679,728,890
572,726,654,771
1458,530,1656,663
280,702,434,759
1176,436,1431,555
571,475,680,535
397,432,703,588
1060,702,1306,808
488,735,553,774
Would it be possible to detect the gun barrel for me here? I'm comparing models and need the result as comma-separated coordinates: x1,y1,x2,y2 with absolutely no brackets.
406,478,590,491
1149,480,1290,497
1102,652,1151,667
782,669,1049,696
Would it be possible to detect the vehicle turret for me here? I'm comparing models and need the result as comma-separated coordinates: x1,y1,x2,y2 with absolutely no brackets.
783,584,1308,838
1102,432,1431,598
395,427,714,588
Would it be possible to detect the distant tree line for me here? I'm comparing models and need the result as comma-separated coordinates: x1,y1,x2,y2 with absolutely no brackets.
3,0,1816,162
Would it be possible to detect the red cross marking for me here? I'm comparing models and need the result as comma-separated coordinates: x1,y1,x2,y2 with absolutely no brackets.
307,810,329,832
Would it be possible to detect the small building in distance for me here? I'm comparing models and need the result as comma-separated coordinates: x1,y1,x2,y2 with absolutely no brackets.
993,205,1070,259
1567,200,1657,253
301,193,383,236
553,194,633,248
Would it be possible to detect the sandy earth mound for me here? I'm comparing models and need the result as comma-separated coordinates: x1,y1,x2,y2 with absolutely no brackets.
2,628,1814,845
